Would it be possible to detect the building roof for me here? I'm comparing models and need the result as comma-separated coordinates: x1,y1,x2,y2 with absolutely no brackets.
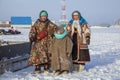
11,17,31,25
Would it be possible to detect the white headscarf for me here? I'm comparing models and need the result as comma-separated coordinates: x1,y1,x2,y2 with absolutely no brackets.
71,20,81,37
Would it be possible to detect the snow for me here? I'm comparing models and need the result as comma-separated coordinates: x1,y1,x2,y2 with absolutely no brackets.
0,28,30,42
91,26,108,28
110,25,120,28
0,27,120,80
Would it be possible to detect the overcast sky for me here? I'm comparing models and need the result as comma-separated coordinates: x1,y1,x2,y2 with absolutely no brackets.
0,0,120,25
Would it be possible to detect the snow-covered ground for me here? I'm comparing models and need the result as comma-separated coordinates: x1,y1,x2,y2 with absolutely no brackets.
0,27,120,80
0,28,30,42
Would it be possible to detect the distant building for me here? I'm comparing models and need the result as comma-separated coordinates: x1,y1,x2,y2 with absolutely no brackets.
0,21,10,27
115,19,120,25
11,16,32,28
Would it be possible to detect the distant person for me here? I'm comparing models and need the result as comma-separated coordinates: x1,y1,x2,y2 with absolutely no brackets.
28,10,57,74
66,11,91,72
49,27,73,76
9,27,16,33
11,27,16,31
8,27,21,34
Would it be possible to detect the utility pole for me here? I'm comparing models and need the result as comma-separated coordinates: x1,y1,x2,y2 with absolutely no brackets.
60,0,67,26
61,0,66,21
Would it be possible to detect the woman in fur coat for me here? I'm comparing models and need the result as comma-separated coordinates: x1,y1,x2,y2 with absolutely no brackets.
29,10,57,74
66,11,91,72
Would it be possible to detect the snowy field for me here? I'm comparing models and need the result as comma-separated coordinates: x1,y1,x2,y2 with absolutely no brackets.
0,28,30,42
0,27,120,80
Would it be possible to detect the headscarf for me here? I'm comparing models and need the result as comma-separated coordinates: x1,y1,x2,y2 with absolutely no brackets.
69,11,88,37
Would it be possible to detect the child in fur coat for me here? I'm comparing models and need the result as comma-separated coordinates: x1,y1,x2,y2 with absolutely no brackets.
49,27,73,76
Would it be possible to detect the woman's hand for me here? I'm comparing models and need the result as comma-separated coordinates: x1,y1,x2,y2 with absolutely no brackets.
86,37,90,45
66,25,72,32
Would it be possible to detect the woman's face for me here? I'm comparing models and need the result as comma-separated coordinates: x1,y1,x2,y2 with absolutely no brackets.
40,16,47,21
73,15,79,20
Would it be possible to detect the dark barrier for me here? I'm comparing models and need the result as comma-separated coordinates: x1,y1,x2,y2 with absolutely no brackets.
0,42,30,60
0,55,29,74
0,42,31,74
